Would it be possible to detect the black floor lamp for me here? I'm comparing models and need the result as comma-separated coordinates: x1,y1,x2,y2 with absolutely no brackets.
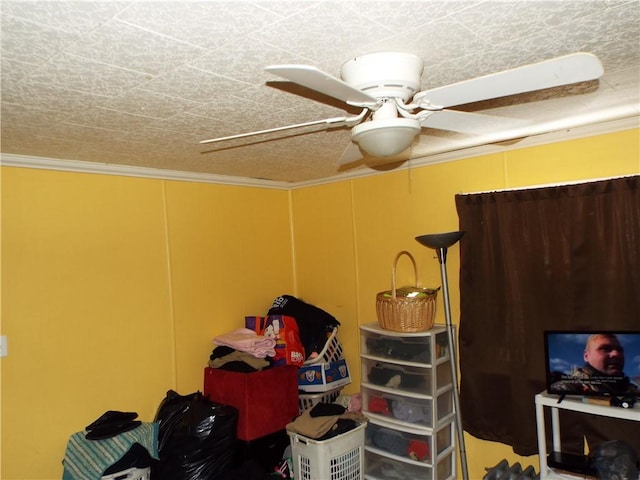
415,231,469,480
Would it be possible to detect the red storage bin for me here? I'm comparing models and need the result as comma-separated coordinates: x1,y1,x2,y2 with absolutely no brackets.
204,366,299,441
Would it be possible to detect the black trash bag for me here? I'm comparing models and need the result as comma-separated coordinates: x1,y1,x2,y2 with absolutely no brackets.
267,295,340,358
589,440,639,480
153,390,239,480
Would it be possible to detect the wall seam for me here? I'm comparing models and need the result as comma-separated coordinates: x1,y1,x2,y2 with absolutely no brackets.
503,151,510,187
161,181,178,389
349,180,361,326
287,189,298,296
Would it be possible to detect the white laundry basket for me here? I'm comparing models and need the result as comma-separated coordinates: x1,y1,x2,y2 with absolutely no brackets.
101,467,150,480
304,327,343,365
298,386,343,414
288,422,366,480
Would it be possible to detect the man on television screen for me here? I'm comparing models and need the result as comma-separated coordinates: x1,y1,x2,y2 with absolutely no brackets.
551,333,639,395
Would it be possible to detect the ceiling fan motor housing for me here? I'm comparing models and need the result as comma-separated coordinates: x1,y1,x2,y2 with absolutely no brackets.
341,52,424,101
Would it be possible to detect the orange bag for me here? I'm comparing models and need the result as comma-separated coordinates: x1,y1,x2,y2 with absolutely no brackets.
264,315,306,367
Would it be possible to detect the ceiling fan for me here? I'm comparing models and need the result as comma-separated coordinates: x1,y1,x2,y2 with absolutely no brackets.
200,51,604,166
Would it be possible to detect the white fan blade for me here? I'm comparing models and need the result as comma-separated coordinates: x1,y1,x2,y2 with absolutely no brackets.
416,52,604,108
200,116,351,145
420,110,533,136
265,64,380,108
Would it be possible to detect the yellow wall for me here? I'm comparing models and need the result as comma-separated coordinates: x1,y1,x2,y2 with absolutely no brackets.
0,169,294,479
1,128,638,479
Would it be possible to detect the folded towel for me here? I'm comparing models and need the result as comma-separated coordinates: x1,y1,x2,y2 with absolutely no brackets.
213,328,276,358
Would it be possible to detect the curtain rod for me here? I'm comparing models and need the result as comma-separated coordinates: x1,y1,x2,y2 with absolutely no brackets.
459,174,638,196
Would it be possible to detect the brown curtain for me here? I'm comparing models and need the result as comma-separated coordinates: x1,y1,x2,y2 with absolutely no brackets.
454,175,640,456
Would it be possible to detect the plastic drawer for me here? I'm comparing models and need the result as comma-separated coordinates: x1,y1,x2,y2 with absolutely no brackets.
362,358,431,394
365,449,431,479
361,328,449,365
366,419,435,464
435,389,454,422
435,361,453,390
361,330,431,363
434,421,454,456
433,450,455,480
364,449,455,480
362,384,434,428
366,417,455,464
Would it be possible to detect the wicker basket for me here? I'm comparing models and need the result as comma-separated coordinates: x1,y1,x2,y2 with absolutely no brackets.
376,250,439,332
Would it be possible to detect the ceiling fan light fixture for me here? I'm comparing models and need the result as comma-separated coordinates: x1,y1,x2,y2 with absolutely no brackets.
352,118,421,157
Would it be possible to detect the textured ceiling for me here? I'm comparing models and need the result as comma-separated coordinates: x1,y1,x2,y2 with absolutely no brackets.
1,0,639,183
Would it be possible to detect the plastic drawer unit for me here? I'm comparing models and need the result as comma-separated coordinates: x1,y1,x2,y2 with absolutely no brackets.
360,322,456,480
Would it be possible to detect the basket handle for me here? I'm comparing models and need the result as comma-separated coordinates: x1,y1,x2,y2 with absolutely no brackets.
391,250,419,298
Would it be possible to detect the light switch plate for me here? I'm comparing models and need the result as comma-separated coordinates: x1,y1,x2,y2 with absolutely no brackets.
0,335,7,357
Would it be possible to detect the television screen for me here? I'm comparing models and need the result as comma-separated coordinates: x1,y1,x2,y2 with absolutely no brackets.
544,331,640,398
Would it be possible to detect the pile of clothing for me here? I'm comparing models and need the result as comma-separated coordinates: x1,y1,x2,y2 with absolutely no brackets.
286,402,367,441
209,328,275,372
208,295,341,371
84,410,142,440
